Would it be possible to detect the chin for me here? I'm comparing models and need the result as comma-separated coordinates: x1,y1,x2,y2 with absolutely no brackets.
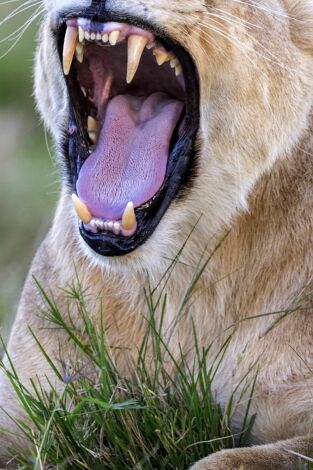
72,199,192,276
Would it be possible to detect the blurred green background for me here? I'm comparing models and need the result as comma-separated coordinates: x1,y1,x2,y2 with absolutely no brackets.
0,4,58,335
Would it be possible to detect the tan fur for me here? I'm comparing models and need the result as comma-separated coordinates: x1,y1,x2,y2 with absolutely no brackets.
1,0,313,468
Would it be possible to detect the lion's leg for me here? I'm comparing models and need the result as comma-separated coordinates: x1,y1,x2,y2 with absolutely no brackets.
0,367,32,467
0,309,49,466
191,436,312,469
0,310,62,464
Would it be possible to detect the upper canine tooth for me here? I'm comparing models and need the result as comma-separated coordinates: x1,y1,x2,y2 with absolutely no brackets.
72,194,92,224
88,130,99,145
127,35,148,84
87,116,100,144
122,201,136,230
153,49,170,66
87,116,100,132
109,30,120,46
63,26,78,75
87,116,100,145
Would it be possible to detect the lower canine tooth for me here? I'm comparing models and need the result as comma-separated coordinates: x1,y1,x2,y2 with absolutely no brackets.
122,201,136,230
127,35,148,84
63,26,78,75
72,194,92,224
109,30,120,46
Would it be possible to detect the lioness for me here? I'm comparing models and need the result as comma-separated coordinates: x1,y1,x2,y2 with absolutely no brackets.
1,0,313,468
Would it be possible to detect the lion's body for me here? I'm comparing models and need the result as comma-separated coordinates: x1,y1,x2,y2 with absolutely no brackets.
1,0,313,468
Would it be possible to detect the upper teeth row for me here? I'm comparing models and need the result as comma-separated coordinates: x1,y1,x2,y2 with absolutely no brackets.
63,21,182,82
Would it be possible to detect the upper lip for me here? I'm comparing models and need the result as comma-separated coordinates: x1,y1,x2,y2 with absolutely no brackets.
57,8,200,256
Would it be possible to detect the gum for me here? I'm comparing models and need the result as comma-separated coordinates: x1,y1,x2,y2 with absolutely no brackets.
66,18,154,43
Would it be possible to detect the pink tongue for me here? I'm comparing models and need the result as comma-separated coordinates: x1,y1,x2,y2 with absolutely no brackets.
76,92,183,220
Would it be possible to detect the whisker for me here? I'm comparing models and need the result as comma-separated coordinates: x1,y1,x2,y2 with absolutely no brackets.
208,7,263,31
227,0,290,19
190,12,299,76
190,18,263,74
0,1,42,28
0,5,43,59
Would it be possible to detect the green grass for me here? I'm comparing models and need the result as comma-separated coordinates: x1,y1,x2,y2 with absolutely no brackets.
0,266,257,469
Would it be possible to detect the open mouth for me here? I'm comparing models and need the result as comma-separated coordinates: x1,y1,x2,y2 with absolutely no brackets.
58,9,199,256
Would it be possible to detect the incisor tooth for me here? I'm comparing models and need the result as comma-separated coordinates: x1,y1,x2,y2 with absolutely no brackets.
63,26,78,75
113,222,121,234
102,33,109,43
90,219,97,228
78,26,84,43
127,35,148,84
122,202,136,230
75,43,84,63
109,30,120,45
72,194,92,224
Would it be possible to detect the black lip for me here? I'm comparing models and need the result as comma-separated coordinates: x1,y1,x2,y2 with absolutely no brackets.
57,2,200,257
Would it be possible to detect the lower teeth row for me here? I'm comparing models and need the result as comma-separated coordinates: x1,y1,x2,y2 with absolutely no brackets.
90,219,122,234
